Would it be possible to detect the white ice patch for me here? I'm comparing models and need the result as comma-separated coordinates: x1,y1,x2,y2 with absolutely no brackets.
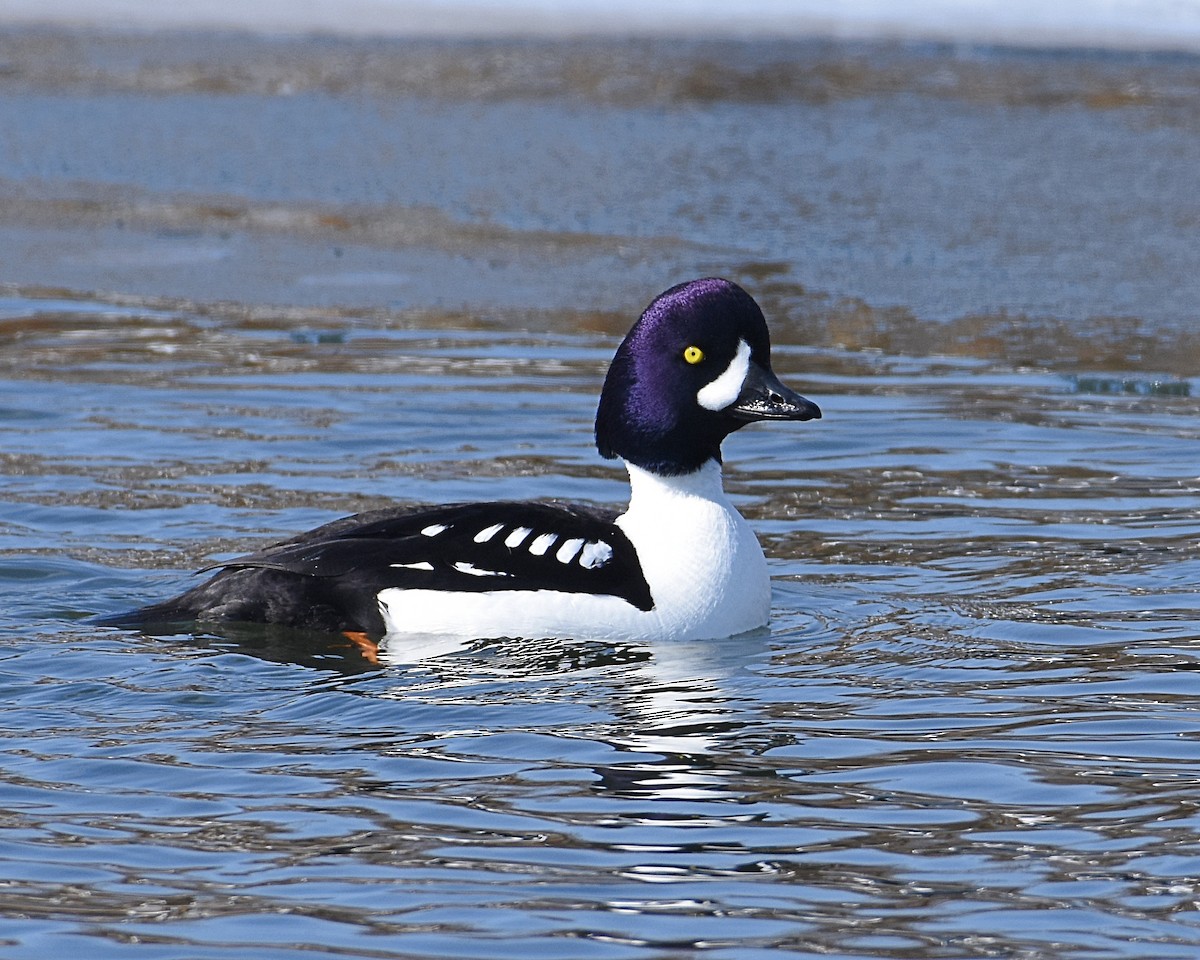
579,540,613,569
421,523,448,537
473,523,505,543
696,339,751,411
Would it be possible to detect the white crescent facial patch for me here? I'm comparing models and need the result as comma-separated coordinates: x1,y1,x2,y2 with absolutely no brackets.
696,339,751,411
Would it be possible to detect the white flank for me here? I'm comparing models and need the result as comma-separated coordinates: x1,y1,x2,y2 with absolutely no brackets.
528,532,558,556
420,523,448,537
696,339,751,411
391,561,434,571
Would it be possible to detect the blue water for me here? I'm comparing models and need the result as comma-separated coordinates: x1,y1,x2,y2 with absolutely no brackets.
3,28,1200,960
2,290,1200,959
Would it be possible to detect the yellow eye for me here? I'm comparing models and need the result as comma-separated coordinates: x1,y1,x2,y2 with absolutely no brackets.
683,345,705,365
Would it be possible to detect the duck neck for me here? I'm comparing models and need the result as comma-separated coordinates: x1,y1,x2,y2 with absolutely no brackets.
623,458,729,513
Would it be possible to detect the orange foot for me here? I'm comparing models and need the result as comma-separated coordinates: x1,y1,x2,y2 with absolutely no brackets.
342,630,380,665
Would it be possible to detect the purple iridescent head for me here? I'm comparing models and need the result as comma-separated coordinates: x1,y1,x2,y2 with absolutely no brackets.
594,278,821,476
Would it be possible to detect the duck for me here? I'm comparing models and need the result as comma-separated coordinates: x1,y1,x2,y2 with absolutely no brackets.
103,278,821,644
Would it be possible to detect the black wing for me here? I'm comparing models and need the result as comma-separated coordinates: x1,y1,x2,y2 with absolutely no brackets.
212,500,652,625
218,500,652,604
106,500,653,636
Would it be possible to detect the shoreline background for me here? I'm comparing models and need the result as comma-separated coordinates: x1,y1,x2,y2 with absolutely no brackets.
4,0,1200,51
2,22,1197,355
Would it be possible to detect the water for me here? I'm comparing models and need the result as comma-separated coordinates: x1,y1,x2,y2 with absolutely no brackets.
3,27,1200,960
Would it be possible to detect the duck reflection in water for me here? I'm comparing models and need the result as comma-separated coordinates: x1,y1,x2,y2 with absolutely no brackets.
377,627,780,802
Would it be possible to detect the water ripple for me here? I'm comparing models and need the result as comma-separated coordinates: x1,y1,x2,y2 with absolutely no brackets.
3,274,1200,957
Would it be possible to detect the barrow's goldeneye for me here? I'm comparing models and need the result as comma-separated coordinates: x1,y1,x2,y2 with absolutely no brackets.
104,278,821,643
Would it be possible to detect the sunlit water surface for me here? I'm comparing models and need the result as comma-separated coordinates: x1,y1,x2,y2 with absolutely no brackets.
2,292,1199,959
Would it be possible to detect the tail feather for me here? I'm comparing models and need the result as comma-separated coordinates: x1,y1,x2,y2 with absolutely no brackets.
96,566,379,635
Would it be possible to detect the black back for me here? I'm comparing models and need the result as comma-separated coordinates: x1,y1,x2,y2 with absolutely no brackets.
106,500,653,636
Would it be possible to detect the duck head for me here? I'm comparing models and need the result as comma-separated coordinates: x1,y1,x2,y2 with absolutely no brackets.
595,278,821,476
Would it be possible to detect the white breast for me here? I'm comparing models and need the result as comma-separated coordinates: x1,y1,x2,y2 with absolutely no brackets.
376,460,772,644
615,459,771,639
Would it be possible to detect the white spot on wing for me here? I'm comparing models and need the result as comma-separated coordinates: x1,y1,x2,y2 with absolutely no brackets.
697,339,751,411
453,561,511,577
579,540,614,569
421,523,448,537
505,526,532,548
528,533,557,556
391,561,434,571
555,538,584,563
474,523,504,544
